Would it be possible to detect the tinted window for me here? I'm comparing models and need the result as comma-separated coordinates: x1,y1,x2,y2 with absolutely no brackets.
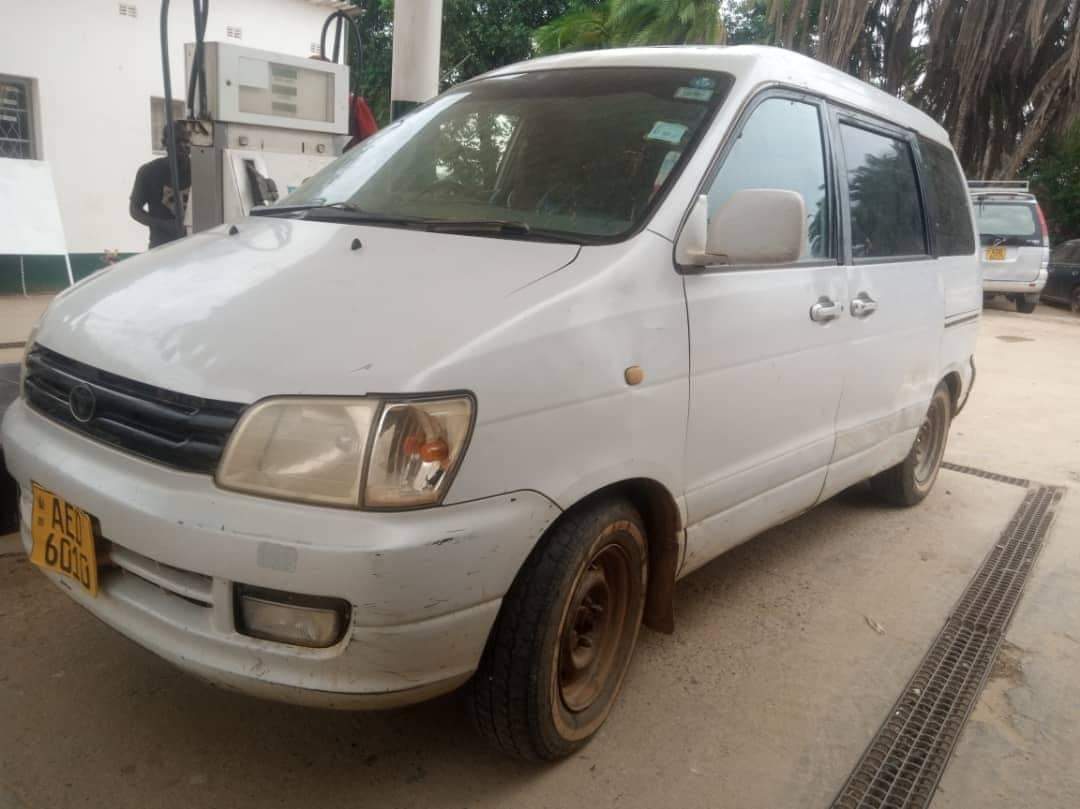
1053,241,1080,264
280,68,732,242
707,97,831,260
918,137,975,256
840,124,927,259
974,202,1039,243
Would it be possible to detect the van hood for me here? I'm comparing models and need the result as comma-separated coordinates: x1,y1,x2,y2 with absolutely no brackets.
36,219,580,402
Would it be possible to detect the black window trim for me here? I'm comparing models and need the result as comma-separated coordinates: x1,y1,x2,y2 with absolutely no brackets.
674,83,842,274
828,105,934,266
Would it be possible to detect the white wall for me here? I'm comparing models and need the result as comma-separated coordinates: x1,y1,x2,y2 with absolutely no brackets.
1,0,340,254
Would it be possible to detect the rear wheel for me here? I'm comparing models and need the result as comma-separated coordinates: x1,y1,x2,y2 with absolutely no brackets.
1017,294,1038,314
466,497,647,760
871,384,952,507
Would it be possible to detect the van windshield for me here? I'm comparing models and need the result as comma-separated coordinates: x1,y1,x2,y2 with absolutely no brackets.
975,201,1040,246
274,68,732,242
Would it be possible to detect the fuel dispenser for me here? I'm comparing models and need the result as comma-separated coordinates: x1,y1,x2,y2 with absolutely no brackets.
183,42,349,232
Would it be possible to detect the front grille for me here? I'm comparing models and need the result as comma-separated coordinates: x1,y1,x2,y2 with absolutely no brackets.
23,345,246,474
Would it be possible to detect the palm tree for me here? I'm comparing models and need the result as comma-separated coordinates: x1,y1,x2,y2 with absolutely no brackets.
535,2,614,53
536,0,726,54
760,0,1080,179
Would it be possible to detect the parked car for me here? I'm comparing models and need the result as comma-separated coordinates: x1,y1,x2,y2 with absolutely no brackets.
970,181,1050,313
1042,238,1080,313
0,46,980,760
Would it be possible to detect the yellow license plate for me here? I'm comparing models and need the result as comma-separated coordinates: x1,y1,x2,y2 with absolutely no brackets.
29,483,99,596
985,246,1007,261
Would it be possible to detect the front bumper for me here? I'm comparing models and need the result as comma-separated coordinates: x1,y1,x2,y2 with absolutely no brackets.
983,268,1047,295
2,399,561,708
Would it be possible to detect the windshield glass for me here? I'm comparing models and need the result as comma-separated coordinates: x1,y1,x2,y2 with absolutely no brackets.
279,67,732,241
975,201,1039,242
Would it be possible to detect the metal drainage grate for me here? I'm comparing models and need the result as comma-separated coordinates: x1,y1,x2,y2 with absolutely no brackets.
941,462,1029,489
831,484,1065,809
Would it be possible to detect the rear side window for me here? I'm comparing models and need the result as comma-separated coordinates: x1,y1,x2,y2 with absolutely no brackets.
840,123,927,259
918,137,975,256
974,202,1039,246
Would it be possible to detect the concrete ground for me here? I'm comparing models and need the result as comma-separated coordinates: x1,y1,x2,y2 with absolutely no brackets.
1,300,1077,809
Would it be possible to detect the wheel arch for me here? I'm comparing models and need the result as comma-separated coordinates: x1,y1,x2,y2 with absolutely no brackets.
942,370,963,415
551,477,683,634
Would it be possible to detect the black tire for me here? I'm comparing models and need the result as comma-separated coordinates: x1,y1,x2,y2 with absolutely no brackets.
1017,295,1038,314
465,497,647,761
871,384,952,507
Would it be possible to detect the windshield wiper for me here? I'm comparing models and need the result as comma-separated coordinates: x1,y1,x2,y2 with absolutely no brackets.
250,202,431,227
251,206,583,243
422,219,581,243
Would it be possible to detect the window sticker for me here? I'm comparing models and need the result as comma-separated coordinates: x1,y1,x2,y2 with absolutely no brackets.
675,86,713,102
646,121,688,145
689,76,716,90
653,150,682,191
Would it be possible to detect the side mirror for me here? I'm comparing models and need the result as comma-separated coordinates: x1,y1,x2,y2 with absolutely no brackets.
680,189,808,267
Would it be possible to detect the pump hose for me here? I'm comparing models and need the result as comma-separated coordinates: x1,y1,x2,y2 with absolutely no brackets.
160,0,186,239
186,0,210,118
319,9,363,85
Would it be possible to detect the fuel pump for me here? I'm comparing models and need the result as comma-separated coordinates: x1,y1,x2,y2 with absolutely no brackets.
183,42,349,231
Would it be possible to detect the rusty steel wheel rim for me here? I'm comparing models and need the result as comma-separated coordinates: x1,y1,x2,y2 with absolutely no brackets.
558,543,632,714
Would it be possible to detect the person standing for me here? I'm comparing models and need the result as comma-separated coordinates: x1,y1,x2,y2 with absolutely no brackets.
129,123,191,248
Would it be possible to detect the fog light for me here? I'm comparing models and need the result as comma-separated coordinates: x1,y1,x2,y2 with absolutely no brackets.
236,586,350,648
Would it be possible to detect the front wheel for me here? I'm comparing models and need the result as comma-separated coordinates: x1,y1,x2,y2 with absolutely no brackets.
466,497,647,760
871,384,952,507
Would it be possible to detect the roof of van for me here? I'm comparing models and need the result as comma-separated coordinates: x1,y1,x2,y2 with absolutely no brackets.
485,45,951,146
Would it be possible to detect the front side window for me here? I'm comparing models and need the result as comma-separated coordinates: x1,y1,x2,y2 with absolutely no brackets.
706,96,832,260
918,136,975,256
840,123,927,259
280,68,733,241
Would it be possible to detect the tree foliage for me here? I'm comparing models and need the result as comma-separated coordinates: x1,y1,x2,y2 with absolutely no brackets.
760,0,1080,180
1026,124,1080,243
346,0,1080,190
347,0,592,124
536,0,726,53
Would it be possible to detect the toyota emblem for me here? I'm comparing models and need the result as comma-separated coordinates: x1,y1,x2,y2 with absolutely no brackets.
69,385,97,423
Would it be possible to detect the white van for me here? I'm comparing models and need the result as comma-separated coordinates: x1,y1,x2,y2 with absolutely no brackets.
1,46,979,760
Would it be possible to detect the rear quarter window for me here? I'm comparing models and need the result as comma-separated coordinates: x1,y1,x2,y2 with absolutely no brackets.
917,137,975,256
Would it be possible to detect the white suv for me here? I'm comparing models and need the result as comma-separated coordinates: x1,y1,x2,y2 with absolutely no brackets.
971,181,1050,313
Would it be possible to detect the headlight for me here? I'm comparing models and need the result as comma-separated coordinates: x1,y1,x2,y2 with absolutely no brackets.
217,395,473,509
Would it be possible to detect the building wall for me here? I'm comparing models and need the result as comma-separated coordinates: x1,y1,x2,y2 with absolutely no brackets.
1,0,339,274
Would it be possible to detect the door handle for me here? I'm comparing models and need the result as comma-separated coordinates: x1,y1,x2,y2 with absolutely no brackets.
851,292,878,319
809,297,843,323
